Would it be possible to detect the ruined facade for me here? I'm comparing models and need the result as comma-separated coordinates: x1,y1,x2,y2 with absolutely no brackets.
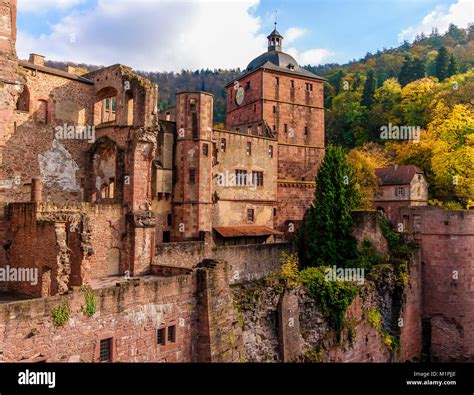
0,0,472,363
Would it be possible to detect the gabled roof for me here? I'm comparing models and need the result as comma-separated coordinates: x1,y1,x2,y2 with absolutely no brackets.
19,61,94,84
375,165,424,186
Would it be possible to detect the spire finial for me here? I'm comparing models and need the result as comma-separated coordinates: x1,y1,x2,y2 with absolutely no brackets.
274,10,277,29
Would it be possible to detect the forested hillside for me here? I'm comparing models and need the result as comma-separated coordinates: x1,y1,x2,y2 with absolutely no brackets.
45,23,473,126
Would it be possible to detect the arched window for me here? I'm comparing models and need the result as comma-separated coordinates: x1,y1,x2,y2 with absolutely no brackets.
94,87,118,125
16,86,30,112
37,100,48,124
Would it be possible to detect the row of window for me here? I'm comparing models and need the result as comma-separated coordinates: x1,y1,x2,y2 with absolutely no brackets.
238,78,313,92
275,77,313,91
219,138,274,158
99,325,177,362
232,170,264,186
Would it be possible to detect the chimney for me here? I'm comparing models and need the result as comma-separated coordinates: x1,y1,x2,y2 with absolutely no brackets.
31,178,42,202
28,53,45,66
66,65,88,75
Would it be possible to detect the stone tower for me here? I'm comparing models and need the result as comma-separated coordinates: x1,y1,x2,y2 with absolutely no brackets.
172,92,214,239
0,0,19,144
225,26,325,232
0,0,19,268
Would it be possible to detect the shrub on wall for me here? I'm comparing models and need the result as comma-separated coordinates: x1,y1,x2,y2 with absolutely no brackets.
51,302,70,327
82,285,97,317
299,266,359,339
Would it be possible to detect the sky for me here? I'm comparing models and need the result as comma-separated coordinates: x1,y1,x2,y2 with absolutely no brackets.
16,0,473,72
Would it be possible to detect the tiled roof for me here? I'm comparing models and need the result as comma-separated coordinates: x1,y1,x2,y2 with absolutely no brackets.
213,226,282,237
375,165,424,186
19,61,94,84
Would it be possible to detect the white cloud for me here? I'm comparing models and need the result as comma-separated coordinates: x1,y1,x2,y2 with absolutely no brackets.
399,0,473,42
284,27,306,44
17,0,267,71
286,47,334,65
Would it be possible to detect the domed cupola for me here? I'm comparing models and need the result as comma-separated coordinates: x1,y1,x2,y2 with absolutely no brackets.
243,23,324,80
267,24,283,52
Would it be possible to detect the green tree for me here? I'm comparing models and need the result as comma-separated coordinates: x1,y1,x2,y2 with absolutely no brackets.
297,145,361,268
398,55,425,86
361,69,377,109
328,91,366,147
435,46,450,81
447,54,459,77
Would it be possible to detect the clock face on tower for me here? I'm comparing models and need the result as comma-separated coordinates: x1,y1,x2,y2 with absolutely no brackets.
235,86,245,106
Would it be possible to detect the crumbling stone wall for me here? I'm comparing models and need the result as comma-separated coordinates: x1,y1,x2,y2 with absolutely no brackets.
0,273,198,362
5,202,127,297
401,207,474,361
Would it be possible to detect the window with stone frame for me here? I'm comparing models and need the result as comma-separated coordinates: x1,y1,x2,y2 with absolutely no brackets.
247,208,255,223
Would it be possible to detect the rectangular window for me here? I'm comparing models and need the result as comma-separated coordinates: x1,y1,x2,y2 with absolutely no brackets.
247,208,254,223
284,124,288,133
290,80,294,88
220,138,226,152
105,98,110,111
269,145,273,158
189,169,196,184
99,338,112,362
252,171,263,187
111,97,116,113
167,325,176,343
203,143,209,156
275,77,279,86
304,126,308,136
272,105,276,114
157,328,165,345
235,170,247,186
189,98,197,112
167,213,173,227
246,81,251,90
247,126,252,135
192,113,198,138
305,83,313,91
396,186,405,197
246,142,252,156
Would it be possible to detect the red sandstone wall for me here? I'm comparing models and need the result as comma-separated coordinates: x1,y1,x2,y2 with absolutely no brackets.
275,183,315,232
215,242,290,285
324,296,391,362
406,208,474,361
399,247,423,361
0,274,198,362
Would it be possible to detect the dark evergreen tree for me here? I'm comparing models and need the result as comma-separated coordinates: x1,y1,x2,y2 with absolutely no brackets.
361,69,377,109
398,55,425,86
435,46,450,81
412,57,426,80
447,54,459,77
297,145,361,268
